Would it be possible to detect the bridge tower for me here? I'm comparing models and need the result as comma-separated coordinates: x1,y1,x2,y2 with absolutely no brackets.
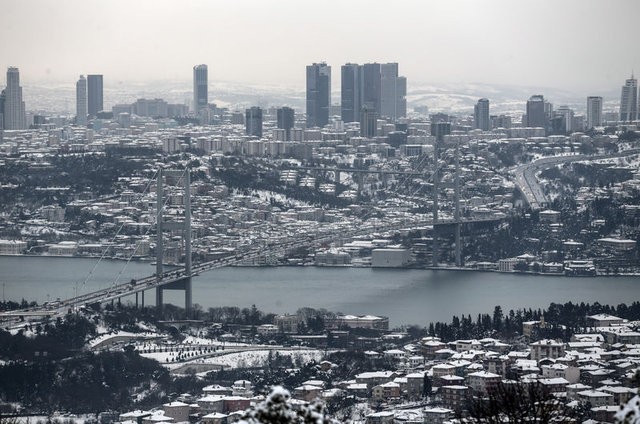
431,129,443,267
454,138,462,267
155,167,193,316
430,122,463,267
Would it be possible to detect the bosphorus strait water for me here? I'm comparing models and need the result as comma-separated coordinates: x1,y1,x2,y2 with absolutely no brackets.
1,256,639,326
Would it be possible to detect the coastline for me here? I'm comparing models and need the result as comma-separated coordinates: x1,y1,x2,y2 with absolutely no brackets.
2,253,639,278
0,253,154,263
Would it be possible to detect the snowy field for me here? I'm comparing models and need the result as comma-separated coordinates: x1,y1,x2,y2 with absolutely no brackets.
139,347,326,370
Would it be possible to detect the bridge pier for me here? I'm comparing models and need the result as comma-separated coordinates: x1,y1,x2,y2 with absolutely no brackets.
432,226,439,267
156,287,163,312
156,168,164,314
455,223,462,267
454,138,462,267
135,292,139,308
141,290,145,308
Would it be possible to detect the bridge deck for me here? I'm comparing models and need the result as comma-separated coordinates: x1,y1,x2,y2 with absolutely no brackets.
0,215,504,320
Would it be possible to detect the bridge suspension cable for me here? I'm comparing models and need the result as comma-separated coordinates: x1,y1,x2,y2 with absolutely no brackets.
108,167,187,289
74,168,159,297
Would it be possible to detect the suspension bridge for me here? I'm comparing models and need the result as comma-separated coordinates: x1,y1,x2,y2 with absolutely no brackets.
1,140,507,322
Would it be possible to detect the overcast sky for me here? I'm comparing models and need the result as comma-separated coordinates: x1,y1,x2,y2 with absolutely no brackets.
1,0,639,92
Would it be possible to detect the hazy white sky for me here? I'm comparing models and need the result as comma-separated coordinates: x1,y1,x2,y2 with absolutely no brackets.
1,0,639,91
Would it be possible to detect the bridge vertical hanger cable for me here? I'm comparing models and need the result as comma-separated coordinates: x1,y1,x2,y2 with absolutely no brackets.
75,168,160,294
109,167,187,289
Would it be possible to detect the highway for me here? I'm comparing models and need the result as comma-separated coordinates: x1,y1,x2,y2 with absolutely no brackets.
511,149,640,210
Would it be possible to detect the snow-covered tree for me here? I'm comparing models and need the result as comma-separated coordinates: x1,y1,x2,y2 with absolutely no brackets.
240,386,338,424
616,395,640,424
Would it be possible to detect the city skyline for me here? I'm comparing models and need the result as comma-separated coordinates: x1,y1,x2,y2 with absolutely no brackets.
1,0,639,91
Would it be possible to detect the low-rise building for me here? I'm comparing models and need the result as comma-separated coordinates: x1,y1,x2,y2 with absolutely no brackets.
541,363,580,383
530,339,564,361
371,248,411,268
326,314,389,330
371,382,401,401
162,401,190,423
293,385,322,402
423,407,453,424
440,385,469,411
587,314,624,327
0,239,27,255
576,390,614,407
465,371,501,396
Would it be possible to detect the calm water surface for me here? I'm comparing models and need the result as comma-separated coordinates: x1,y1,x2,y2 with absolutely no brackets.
1,256,639,326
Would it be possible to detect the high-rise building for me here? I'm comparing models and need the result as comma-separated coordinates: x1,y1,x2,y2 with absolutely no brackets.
474,98,490,131
394,76,407,119
341,63,361,123
431,122,451,142
193,64,208,113
87,74,103,116
360,106,377,138
586,96,603,129
555,105,574,134
362,63,381,114
3,67,26,130
380,63,406,121
525,95,546,128
277,107,295,140
306,62,331,128
341,62,406,123
620,73,638,122
245,106,263,138
76,75,87,126
0,89,5,129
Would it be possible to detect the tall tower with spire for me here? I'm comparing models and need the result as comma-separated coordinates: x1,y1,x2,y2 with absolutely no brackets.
3,67,27,130
620,72,638,122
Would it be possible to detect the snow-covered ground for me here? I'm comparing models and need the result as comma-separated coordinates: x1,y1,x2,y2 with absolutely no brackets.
88,330,160,349
139,346,326,370
199,349,325,369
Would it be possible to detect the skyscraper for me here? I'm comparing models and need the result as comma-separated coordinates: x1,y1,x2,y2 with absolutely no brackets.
3,67,26,130
586,96,603,129
361,63,381,114
526,95,546,128
620,73,638,122
277,107,295,140
394,76,407,120
306,62,330,128
474,98,490,131
0,89,5,129
380,63,406,121
76,75,87,126
87,74,103,116
341,63,361,123
245,106,263,138
193,64,208,113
